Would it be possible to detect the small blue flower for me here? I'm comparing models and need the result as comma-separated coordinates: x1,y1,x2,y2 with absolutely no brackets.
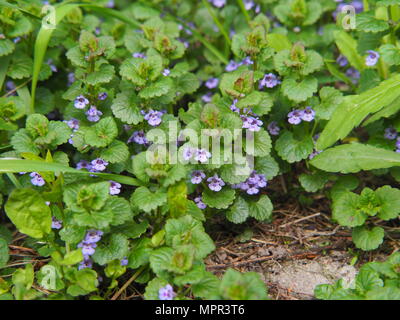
194,196,207,210
195,149,212,163
288,109,303,125
365,50,380,67
51,217,62,230
109,181,122,195
128,130,148,145
144,109,163,126
384,127,398,140
301,107,316,122
86,105,103,122
209,0,226,8
133,52,146,59
267,121,280,136
225,60,240,72
162,68,170,76
207,174,225,192
78,241,97,256
336,55,348,67
30,172,45,187
205,77,219,89
121,257,128,266
259,73,281,89
91,158,108,172
191,170,206,184
158,284,176,300
241,115,263,132
85,230,104,244
78,258,93,270
98,92,108,100
74,95,89,109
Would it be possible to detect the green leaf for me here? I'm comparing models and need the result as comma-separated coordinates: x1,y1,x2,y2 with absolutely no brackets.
334,31,365,71
356,12,389,33
311,143,400,173
332,192,367,227
11,129,40,155
249,129,272,157
375,186,400,220
139,77,173,99
0,39,15,57
0,159,141,186
352,226,385,251
275,131,314,163
218,269,268,300
317,74,400,150
0,238,9,268
299,172,330,192
202,188,235,209
255,156,280,180
355,269,383,293
315,87,344,120
111,92,143,125
144,277,169,300
226,197,249,224
281,76,318,103
5,188,51,239
100,140,129,164
92,234,129,265
165,215,215,259
86,64,115,86
379,44,400,66
84,117,118,148
248,195,273,221
131,187,167,213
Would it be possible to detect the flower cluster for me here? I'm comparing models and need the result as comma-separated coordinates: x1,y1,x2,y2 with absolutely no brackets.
259,73,281,89
288,107,316,125
73,94,105,123
30,172,45,187
183,147,212,163
232,171,267,195
78,230,103,270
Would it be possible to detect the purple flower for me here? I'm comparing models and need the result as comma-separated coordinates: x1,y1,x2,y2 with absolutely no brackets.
78,241,97,256
121,257,128,266
47,59,57,73
144,109,163,126
91,158,108,171
242,115,263,132
202,92,213,103
207,174,225,192
233,171,267,195
162,68,170,76
78,258,93,270
85,230,103,244
133,52,146,59
385,127,398,140
366,50,380,67
65,118,80,131
259,73,281,89
51,217,62,230
244,0,255,10
74,95,89,109
205,78,219,89
67,73,75,86
336,55,348,67
158,284,176,300
396,137,400,149
301,107,316,122
30,172,45,187
230,99,240,113
309,150,322,160
267,121,280,136
98,92,108,101
194,196,207,210
109,181,121,195
191,170,206,184
195,149,212,163
346,68,360,84
128,130,148,145
76,160,92,171
86,105,103,122
209,0,226,8
182,147,195,161
288,109,303,125
226,60,240,72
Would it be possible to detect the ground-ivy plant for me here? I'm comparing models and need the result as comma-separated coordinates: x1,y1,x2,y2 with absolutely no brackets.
0,0,400,301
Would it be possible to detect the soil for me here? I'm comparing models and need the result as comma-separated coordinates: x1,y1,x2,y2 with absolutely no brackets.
205,194,400,300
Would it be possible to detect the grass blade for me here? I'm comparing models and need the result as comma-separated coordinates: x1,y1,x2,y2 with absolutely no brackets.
0,159,142,186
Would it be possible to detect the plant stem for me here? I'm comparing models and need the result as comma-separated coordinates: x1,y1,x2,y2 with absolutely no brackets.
6,173,22,188
202,0,231,47
110,266,146,300
236,0,251,25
